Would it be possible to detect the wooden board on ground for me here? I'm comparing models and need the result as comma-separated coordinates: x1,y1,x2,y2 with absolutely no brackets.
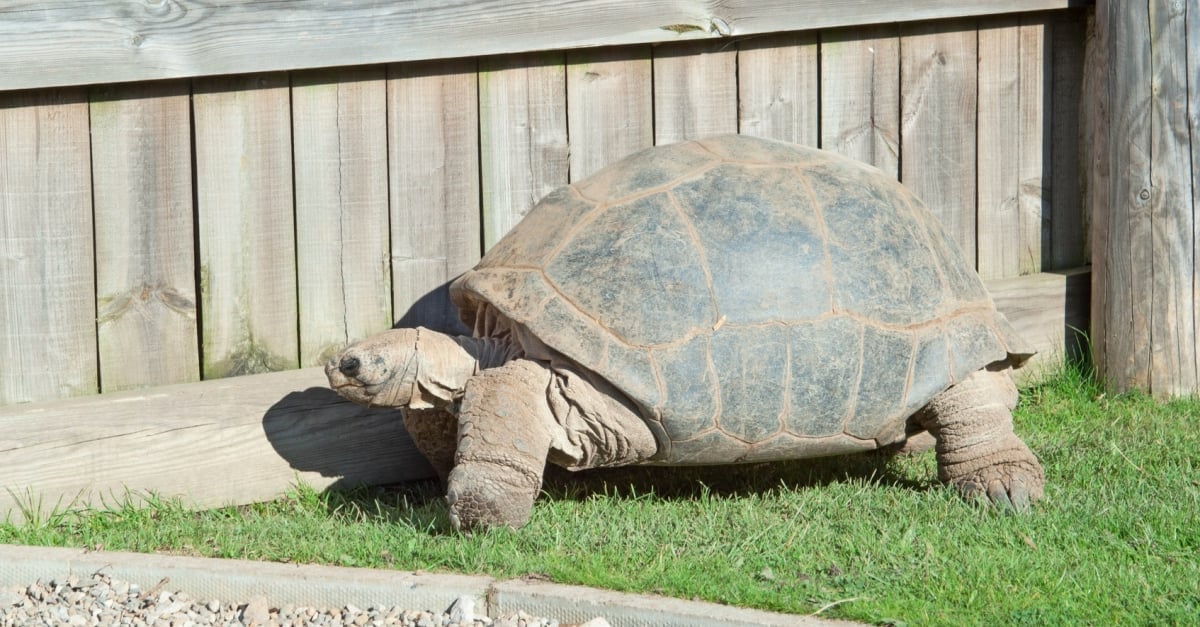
389,60,483,334
0,270,1088,523
0,368,430,524
193,74,300,379
90,81,199,391
292,67,392,365
0,88,96,405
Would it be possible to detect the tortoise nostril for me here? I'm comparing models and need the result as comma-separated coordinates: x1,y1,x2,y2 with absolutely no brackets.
338,356,362,377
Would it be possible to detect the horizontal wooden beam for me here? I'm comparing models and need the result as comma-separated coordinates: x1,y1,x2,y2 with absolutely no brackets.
0,368,433,524
0,269,1089,523
1,0,1088,92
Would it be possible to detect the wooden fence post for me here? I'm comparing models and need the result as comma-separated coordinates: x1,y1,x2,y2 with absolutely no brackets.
1086,1,1200,396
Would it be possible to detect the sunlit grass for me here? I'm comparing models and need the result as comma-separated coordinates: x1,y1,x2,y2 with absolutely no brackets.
4,362,1198,624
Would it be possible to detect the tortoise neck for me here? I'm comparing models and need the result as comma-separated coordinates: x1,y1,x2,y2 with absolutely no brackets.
452,335,518,370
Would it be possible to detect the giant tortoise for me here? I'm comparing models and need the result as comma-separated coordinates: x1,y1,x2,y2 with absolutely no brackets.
326,134,1045,531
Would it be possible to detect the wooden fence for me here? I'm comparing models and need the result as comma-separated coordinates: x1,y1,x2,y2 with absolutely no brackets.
0,0,1091,519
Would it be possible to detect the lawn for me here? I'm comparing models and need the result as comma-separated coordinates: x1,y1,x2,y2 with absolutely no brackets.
3,363,1198,625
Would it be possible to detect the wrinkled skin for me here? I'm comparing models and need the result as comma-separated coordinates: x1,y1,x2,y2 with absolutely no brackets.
328,326,1043,530
326,327,658,531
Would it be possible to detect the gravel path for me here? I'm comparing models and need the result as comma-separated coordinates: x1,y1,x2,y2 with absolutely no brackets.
0,572,599,627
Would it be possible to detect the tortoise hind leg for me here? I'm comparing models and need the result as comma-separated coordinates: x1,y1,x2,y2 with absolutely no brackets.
915,366,1045,510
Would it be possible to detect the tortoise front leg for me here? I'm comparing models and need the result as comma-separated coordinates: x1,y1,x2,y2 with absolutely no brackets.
446,360,556,531
916,367,1045,510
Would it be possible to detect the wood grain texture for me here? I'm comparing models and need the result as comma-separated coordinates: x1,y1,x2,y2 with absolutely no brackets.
1089,0,1199,396
820,25,901,177
293,68,392,365
737,33,819,146
566,47,654,181
653,41,738,144
90,81,199,391
0,1,1085,91
977,14,1053,280
1143,0,1198,394
480,53,570,249
193,74,299,379
1017,16,1051,277
389,60,482,334
0,367,431,523
0,270,1084,521
900,20,979,265
0,88,96,405
986,267,1091,379
1049,11,1087,269
976,18,1030,280
1081,8,1111,377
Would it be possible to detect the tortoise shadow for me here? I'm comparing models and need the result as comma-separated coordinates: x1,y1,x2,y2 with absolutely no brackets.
539,450,934,502
322,450,938,535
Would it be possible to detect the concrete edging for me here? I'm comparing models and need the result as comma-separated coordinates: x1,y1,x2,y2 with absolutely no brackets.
0,544,851,626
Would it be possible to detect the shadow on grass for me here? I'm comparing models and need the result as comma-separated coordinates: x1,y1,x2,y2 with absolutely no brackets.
317,450,934,534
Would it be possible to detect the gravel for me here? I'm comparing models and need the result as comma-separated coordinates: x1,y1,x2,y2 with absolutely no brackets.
0,572,607,627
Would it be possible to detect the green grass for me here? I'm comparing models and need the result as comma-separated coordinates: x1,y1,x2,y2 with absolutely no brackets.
4,362,1199,625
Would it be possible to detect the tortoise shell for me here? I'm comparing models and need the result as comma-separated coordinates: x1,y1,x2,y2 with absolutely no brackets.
450,135,1031,464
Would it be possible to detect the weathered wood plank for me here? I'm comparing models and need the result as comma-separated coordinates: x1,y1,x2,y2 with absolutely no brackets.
737,33,819,146
977,19,1023,279
0,88,96,405
819,25,901,177
900,20,979,265
1049,11,1087,269
566,47,654,181
0,270,1087,522
389,60,482,333
976,14,1052,281
653,41,738,144
0,367,430,524
1018,16,1051,276
479,53,570,249
985,268,1091,379
293,68,392,364
0,1,1087,92
1088,0,1199,396
90,82,199,391
193,74,299,379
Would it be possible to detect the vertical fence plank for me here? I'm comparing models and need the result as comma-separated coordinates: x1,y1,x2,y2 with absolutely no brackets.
820,26,901,177
0,89,95,404
977,19,1023,279
900,21,979,264
90,82,199,390
479,53,569,249
193,74,299,379
653,41,738,144
1017,16,1050,276
738,33,819,146
389,59,482,333
293,68,391,364
1050,11,1086,269
566,47,654,181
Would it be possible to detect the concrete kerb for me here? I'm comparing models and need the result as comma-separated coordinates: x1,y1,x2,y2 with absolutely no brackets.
0,544,856,626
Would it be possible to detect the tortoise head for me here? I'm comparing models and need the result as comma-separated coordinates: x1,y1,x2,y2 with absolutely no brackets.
325,327,478,410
